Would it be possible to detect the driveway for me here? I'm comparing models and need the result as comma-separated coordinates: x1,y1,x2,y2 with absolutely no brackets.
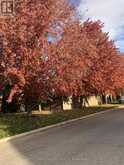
0,109,124,165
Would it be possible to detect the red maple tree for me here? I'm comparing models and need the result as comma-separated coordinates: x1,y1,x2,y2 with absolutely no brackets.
0,1,123,112
0,0,75,112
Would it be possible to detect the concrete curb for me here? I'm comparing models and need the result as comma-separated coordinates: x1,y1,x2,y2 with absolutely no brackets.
0,107,119,143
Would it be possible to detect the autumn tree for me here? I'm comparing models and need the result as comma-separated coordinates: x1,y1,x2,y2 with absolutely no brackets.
82,20,121,102
45,21,98,108
0,0,123,112
0,0,75,112
114,55,124,101
50,20,123,107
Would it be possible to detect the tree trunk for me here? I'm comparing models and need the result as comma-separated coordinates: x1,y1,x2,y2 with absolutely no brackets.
60,96,63,111
79,96,83,109
1,97,8,113
39,104,42,112
72,96,80,109
101,95,106,104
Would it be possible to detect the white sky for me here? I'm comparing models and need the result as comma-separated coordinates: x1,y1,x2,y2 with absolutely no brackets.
78,0,124,52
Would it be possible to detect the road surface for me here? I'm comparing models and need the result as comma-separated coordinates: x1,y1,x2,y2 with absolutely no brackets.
0,109,124,165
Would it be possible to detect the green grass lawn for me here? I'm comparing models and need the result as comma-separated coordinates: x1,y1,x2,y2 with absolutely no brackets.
0,105,118,139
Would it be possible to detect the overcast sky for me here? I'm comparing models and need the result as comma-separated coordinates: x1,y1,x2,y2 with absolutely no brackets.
74,0,124,52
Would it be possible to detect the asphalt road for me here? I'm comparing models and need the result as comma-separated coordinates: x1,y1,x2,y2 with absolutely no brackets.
0,109,124,165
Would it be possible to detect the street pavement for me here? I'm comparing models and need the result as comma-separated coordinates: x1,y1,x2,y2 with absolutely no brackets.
0,109,124,165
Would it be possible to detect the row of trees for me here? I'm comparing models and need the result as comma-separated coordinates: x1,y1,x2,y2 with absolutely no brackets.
0,0,124,112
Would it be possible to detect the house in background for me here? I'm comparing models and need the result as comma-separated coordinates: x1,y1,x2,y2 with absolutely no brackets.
63,96,100,110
